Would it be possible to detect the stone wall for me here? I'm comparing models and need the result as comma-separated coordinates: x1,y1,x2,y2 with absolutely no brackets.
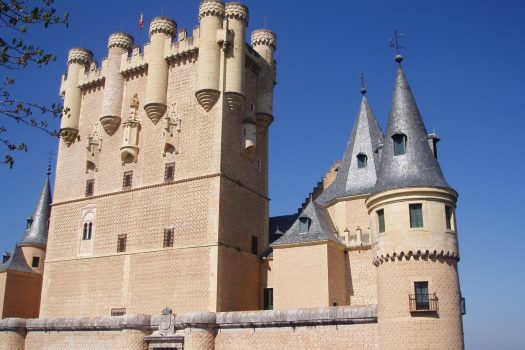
0,306,378,350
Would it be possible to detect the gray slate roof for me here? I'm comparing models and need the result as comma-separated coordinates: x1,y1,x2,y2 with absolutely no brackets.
371,65,452,195
318,96,383,205
19,177,52,247
0,245,37,274
271,200,342,247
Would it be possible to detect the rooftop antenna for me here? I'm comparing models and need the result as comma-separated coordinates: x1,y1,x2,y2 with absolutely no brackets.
264,16,267,29
359,72,367,95
80,36,84,48
161,1,165,16
46,150,54,176
388,30,405,63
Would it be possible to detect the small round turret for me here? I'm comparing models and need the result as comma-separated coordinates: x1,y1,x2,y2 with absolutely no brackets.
225,2,248,24
60,48,93,146
144,17,176,124
251,29,276,128
149,16,177,37
101,33,134,136
224,2,249,114
251,29,277,50
241,116,256,155
195,0,225,112
67,48,93,65
107,32,134,50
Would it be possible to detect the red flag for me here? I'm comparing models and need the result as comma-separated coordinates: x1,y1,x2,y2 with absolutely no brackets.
139,12,144,29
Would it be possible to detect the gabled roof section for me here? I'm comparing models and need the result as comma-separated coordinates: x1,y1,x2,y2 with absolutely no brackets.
317,95,383,205
372,65,452,195
0,246,36,274
271,200,342,247
19,176,52,247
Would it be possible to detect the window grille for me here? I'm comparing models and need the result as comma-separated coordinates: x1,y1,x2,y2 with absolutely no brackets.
85,179,95,197
122,171,133,189
163,228,174,248
164,163,175,182
117,234,127,253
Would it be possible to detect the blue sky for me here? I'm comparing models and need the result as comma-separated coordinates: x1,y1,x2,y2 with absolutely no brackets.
1,1,524,348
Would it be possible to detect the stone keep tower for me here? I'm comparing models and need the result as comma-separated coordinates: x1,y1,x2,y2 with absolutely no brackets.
43,0,276,318
367,58,464,349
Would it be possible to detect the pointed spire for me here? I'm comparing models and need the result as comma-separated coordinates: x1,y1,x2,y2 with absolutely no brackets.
0,245,37,274
318,94,383,205
19,176,52,247
371,65,452,195
271,201,342,247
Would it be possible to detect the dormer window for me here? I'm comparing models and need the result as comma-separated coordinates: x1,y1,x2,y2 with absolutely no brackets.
392,133,407,156
357,154,367,168
299,217,311,234
26,217,33,229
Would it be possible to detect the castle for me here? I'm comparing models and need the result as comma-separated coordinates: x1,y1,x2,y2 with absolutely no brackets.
0,1,465,349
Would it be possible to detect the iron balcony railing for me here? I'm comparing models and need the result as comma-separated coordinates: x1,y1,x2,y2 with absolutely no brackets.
409,293,438,313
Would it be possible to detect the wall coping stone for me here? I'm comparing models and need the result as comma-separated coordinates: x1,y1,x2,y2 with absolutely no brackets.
24,314,151,331
0,318,26,331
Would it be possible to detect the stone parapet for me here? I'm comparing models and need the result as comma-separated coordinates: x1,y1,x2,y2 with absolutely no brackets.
251,29,277,49
149,16,177,37
67,48,93,65
25,314,151,331
0,318,26,331
199,0,225,19
225,2,249,24
108,32,134,50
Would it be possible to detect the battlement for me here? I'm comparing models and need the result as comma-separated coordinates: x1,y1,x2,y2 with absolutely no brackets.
108,32,134,50
67,48,93,65
198,0,225,19
149,16,177,36
225,2,249,24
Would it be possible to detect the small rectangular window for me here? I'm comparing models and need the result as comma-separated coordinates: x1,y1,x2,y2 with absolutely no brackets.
445,206,453,230
409,204,424,228
85,179,95,197
31,256,40,268
163,228,174,248
377,209,385,233
357,154,367,168
263,288,273,310
164,163,175,182
251,235,258,255
122,171,133,190
393,134,407,156
117,234,127,253
414,281,429,310
111,308,126,316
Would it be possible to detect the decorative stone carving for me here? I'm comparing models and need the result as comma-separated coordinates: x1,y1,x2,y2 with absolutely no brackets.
163,103,181,156
149,17,177,37
158,307,175,336
251,29,277,49
120,94,141,163
86,122,102,172
198,0,225,19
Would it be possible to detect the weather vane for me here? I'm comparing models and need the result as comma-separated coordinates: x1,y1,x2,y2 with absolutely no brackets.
388,30,405,63
359,73,367,95
47,150,54,176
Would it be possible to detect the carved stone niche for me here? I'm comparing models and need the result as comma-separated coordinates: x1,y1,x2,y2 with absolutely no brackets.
86,122,102,172
120,94,141,164
163,103,181,156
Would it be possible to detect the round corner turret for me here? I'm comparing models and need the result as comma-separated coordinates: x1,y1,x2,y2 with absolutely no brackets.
149,17,177,37
107,32,135,50
225,2,249,25
67,48,93,66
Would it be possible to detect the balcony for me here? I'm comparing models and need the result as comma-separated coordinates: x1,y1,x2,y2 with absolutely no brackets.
409,293,438,313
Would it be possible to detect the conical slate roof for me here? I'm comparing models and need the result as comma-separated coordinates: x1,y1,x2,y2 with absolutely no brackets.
317,95,383,205
19,177,52,247
371,65,452,195
0,245,36,274
271,200,342,246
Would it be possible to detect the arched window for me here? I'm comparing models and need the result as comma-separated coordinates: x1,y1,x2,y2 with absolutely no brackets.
82,223,88,240
392,133,407,156
357,154,367,168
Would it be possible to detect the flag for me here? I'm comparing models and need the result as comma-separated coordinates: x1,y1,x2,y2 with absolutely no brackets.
139,12,144,29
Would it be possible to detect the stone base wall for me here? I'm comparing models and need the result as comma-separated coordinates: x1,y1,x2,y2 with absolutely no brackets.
0,306,378,350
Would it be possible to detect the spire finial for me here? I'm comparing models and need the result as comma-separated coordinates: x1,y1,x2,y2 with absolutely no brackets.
359,73,367,95
388,30,405,63
46,150,54,176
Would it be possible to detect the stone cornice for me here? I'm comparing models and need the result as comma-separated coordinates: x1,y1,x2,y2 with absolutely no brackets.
373,249,460,266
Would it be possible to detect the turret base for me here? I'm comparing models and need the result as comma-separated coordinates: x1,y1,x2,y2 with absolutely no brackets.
195,89,220,112
225,92,245,115
144,103,167,124
59,128,79,147
100,116,121,136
